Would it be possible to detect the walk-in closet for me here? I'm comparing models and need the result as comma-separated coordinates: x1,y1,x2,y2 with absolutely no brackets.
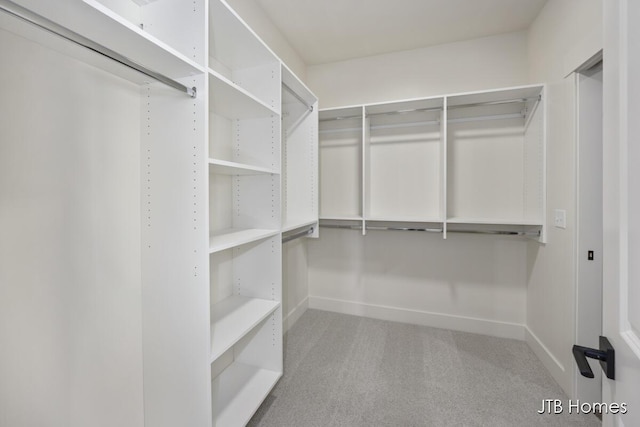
2,0,639,426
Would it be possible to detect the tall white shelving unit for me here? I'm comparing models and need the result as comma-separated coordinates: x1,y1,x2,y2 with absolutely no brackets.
2,0,317,425
2,1,212,425
207,1,284,425
319,85,546,241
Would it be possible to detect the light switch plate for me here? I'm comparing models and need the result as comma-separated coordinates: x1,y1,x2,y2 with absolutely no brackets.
554,209,567,229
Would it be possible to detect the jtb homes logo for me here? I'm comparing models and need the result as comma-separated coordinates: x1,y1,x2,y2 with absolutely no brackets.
537,399,628,415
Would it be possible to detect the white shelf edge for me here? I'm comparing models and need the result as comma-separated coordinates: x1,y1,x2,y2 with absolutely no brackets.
446,217,543,226
83,0,206,75
318,83,545,115
281,63,318,106
208,68,279,116
209,229,279,253
366,217,444,223
213,0,281,67
211,362,281,427
210,296,280,363
319,216,364,221
282,219,318,233
209,158,279,175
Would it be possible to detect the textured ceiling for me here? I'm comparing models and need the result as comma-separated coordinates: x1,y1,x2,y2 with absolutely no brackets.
254,0,548,65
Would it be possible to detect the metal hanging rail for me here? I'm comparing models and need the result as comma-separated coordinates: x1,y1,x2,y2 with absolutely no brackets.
282,82,313,112
320,106,441,122
0,0,197,98
319,223,540,237
319,112,526,134
447,229,541,237
282,226,314,243
447,112,525,124
447,96,539,110
319,113,363,122
366,225,443,233
319,96,540,123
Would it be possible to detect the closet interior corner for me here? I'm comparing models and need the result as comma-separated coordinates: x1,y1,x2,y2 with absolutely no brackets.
318,84,546,241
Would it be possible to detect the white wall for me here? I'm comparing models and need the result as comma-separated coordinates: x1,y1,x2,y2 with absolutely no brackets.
225,0,307,81
525,0,603,396
0,28,143,427
308,230,528,338
307,31,529,108
306,32,531,339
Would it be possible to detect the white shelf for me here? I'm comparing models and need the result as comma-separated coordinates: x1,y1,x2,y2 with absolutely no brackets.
5,1,205,84
209,229,279,253
209,69,279,119
212,362,281,427
319,216,364,221
209,159,278,175
209,0,278,73
446,217,543,226
282,219,317,233
210,296,280,363
366,216,443,223
77,0,204,78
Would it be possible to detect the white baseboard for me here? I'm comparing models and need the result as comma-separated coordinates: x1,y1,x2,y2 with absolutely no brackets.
525,326,567,391
283,297,309,333
308,296,525,340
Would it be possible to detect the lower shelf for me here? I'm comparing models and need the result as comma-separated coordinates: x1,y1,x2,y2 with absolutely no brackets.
212,362,281,427
210,296,280,363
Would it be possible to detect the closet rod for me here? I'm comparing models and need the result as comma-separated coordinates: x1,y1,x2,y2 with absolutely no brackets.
0,0,197,98
283,82,313,111
320,96,540,122
320,224,363,231
319,112,524,134
448,96,540,110
366,225,443,233
282,226,314,243
319,106,441,123
320,224,442,233
319,120,438,134
319,113,362,122
320,223,540,237
367,106,442,118
447,112,524,124
447,229,541,237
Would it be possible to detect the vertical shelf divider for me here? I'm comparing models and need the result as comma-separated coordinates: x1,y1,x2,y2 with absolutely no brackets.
442,96,448,239
362,106,369,235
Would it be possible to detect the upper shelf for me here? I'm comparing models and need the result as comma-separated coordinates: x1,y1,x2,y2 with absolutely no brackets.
208,0,278,77
446,86,543,109
209,69,279,119
9,0,206,81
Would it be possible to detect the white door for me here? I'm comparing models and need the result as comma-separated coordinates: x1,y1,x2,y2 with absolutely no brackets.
602,1,640,426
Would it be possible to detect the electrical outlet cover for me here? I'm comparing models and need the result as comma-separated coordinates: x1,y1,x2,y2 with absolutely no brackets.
554,209,567,229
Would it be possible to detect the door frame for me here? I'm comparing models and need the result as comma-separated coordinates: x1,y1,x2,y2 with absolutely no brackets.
573,56,604,404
